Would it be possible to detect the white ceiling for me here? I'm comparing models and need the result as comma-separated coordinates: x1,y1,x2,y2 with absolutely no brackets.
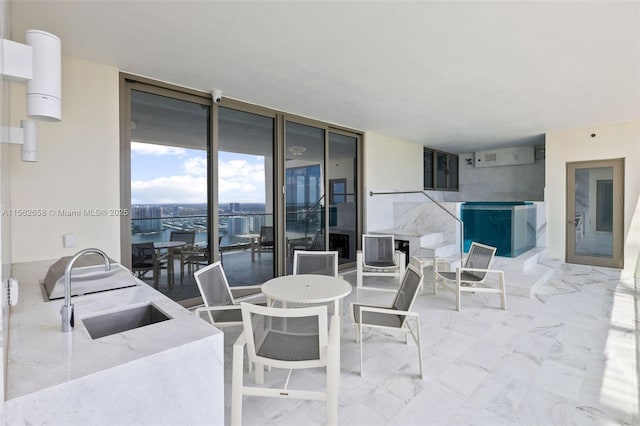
9,1,640,153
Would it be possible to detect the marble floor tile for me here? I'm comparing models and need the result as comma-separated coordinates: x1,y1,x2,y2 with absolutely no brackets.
533,359,585,401
435,359,490,398
466,373,529,420
514,387,577,425
220,264,638,426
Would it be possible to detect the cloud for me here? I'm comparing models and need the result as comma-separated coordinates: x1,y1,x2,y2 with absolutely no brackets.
183,156,207,176
131,142,187,157
132,175,207,204
131,155,266,204
218,158,265,203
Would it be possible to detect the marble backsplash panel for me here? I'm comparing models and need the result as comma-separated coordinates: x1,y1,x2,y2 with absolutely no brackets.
394,202,461,246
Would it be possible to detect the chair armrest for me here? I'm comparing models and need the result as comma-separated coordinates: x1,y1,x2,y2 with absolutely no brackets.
233,330,248,349
359,305,418,318
230,284,265,302
457,267,504,276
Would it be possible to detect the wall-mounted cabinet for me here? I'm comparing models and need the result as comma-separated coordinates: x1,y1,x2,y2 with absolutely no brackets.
424,148,458,191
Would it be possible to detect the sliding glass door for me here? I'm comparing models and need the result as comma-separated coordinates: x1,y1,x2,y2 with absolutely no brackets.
128,87,211,303
328,131,358,264
283,121,360,272
285,121,326,273
218,107,275,285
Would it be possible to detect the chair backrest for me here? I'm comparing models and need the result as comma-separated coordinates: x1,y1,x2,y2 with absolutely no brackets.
391,264,423,321
131,242,155,268
171,230,196,246
362,234,396,267
194,261,235,308
240,302,328,370
293,250,339,276
259,226,274,246
464,242,497,280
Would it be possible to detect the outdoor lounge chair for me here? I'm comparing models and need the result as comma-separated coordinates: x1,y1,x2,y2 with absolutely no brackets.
434,241,506,311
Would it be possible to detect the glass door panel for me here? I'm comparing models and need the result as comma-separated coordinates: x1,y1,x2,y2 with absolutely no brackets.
285,122,325,273
218,107,275,286
328,132,357,265
130,89,210,302
566,159,623,268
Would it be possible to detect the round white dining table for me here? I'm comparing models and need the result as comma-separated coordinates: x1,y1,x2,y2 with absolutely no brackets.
261,274,352,316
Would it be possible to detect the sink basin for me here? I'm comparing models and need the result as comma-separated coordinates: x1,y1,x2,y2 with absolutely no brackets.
82,304,172,340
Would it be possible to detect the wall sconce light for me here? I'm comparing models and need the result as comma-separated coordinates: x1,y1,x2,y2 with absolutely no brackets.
0,29,62,162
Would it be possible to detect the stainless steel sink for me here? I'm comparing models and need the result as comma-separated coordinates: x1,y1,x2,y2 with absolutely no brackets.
82,304,172,339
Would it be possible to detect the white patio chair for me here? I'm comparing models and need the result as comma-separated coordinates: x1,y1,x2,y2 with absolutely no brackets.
434,242,506,311
193,261,264,328
231,302,340,426
356,234,406,293
350,263,424,378
293,250,339,277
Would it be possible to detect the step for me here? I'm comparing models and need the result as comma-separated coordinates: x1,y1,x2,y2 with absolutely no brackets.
482,261,561,297
491,247,546,273
413,247,562,299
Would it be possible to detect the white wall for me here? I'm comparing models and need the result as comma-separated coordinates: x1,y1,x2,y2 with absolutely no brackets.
363,131,423,231
1,0,10,421
545,121,640,276
9,57,121,263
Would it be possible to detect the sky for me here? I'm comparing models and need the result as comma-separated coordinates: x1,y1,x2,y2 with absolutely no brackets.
131,142,265,205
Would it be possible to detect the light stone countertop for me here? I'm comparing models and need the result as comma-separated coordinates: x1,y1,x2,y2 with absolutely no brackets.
371,228,425,237
6,259,222,401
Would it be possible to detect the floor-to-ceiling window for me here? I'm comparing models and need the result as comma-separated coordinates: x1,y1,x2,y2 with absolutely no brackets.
284,121,326,273
121,75,363,305
283,121,360,272
328,131,358,264
121,78,212,305
218,106,275,285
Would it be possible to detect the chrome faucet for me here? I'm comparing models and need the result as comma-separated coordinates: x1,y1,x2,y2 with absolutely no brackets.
61,248,111,332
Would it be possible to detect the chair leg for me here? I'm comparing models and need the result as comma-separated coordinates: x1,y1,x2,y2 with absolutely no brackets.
456,282,461,312
359,324,364,377
499,272,507,310
231,342,244,426
415,318,423,379
255,361,265,385
326,355,338,425
356,252,363,289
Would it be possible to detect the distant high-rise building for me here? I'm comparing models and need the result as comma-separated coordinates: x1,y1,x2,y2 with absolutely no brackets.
229,202,240,213
228,216,247,235
132,205,163,233
248,215,266,233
